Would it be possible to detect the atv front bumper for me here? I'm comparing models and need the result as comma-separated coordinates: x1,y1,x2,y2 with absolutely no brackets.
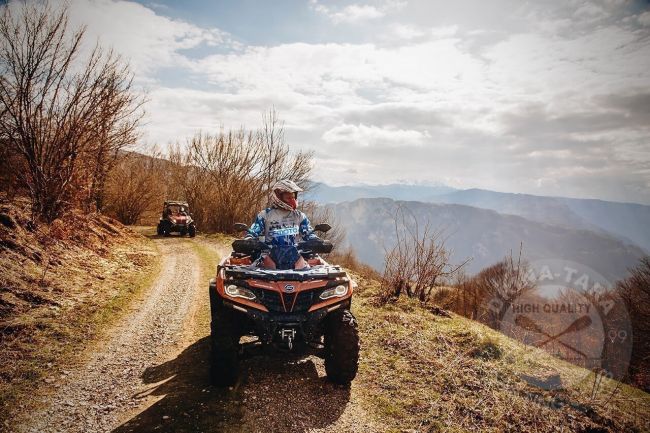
225,298,350,342
210,279,350,347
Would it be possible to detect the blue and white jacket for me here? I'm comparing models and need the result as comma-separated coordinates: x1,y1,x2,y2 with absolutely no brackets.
246,207,318,247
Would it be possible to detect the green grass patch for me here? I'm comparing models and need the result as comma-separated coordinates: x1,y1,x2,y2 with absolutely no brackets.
188,237,228,335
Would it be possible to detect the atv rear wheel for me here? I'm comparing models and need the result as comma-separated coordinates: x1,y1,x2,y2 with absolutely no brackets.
189,225,196,238
324,309,359,384
209,285,240,386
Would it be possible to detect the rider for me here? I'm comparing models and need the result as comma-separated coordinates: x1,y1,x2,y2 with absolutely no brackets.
245,179,318,270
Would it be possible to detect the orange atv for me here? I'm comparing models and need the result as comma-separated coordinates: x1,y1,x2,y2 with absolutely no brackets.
208,223,359,386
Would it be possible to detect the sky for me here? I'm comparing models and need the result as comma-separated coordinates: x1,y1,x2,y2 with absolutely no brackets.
14,0,650,203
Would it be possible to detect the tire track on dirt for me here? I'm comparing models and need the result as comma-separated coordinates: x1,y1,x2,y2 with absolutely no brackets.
18,238,202,433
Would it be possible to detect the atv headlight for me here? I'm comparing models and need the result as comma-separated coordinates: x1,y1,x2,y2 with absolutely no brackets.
170,218,176,224
225,284,256,300
319,285,348,300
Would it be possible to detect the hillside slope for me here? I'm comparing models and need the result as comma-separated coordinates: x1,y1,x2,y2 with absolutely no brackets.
5,230,648,433
0,197,159,427
327,198,645,281
100,236,650,433
349,274,650,433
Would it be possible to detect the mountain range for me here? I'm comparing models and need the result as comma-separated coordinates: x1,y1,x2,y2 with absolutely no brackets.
304,182,456,203
309,183,649,282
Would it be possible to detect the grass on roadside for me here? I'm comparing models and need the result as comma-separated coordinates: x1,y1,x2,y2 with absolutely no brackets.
189,238,226,337
0,234,161,430
350,276,650,433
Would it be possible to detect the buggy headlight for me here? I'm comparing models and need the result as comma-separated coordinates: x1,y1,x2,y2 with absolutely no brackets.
225,284,256,300
319,285,348,300
170,218,176,224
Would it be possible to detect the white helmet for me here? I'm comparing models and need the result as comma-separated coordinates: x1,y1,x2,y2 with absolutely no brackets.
270,179,303,211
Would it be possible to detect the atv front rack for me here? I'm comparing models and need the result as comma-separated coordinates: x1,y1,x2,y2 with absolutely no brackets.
220,264,347,281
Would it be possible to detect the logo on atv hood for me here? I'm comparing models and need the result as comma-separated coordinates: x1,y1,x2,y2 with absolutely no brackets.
283,284,295,293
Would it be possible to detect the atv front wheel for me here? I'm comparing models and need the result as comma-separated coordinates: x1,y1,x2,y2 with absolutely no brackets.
156,223,163,236
324,309,360,384
209,285,240,386
189,225,196,238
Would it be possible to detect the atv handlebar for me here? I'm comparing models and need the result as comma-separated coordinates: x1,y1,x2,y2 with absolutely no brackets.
297,239,333,254
232,239,269,255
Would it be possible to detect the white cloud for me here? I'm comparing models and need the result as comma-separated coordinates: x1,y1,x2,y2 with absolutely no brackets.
389,23,426,39
310,0,406,24
11,0,649,203
638,11,650,27
132,4,649,202
322,123,430,147
334,4,384,23
56,0,234,79
191,37,486,110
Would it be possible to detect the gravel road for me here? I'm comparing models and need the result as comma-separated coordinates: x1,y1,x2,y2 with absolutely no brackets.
15,235,381,433
17,238,203,433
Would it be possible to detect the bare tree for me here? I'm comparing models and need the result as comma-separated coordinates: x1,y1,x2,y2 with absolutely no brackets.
0,2,142,221
102,108,313,229
175,129,267,232
380,205,469,303
165,110,313,233
259,107,313,197
616,257,650,390
104,150,165,225
472,249,534,328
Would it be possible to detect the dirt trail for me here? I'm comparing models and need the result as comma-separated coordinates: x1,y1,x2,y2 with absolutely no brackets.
16,234,379,433
17,238,203,433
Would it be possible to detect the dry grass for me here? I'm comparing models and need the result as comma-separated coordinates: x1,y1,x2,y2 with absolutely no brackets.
0,197,161,428
345,272,650,433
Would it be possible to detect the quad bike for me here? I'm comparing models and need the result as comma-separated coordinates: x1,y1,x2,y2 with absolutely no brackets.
156,200,196,237
208,223,360,386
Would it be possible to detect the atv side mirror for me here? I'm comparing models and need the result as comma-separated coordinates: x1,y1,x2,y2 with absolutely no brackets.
233,222,249,232
314,223,331,233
